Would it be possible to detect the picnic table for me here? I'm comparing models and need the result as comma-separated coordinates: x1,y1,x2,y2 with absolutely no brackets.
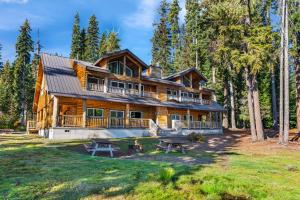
84,139,119,157
156,139,187,154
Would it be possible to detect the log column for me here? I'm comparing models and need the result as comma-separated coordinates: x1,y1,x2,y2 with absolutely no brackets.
52,96,59,127
82,99,87,127
138,83,142,97
125,104,130,128
104,77,108,93
187,109,191,129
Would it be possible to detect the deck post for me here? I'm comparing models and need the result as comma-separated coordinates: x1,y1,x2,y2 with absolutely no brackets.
104,77,108,93
200,92,203,104
209,112,212,129
82,99,87,127
52,96,59,127
179,90,182,102
219,112,223,128
187,109,191,129
125,104,130,128
138,83,142,97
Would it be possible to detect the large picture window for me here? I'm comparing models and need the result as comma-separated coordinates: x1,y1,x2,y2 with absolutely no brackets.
170,114,180,120
87,108,103,118
109,61,124,75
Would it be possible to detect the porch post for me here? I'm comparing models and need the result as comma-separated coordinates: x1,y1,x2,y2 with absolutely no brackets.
82,99,87,127
138,83,142,97
125,104,130,128
178,90,182,102
209,112,212,129
52,96,59,127
219,112,223,128
200,92,203,104
104,77,108,93
187,109,191,129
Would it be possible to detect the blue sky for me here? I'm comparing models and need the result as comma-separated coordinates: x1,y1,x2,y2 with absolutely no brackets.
0,0,186,64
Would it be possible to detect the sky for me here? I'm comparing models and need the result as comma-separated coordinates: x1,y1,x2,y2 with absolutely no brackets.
0,0,186,65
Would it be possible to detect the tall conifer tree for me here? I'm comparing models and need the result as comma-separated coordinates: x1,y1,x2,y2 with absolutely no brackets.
151,0,172,75
79,28,87,60
12,19,34,123
84,15,99,62
106,31,121,52
99,32,107,56
70,13,81,59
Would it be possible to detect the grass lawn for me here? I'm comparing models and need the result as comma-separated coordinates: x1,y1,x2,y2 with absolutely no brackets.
1,133,300,200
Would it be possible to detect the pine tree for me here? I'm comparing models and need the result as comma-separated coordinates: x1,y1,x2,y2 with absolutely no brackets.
0,43,2,69
168,0,180,50
151,0,172,75
12,19,34,124
79,28,87,60
70,13,82,59
0,61,13,113
99,32,107,56
84,15,99,62
106,31,121,52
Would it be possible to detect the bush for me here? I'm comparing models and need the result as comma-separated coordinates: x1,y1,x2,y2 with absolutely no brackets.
159,167,175,184
187,132,205,143
0,114,17,129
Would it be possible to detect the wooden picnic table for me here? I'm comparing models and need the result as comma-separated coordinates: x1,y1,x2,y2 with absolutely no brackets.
84,139,119,157
156,139,188,154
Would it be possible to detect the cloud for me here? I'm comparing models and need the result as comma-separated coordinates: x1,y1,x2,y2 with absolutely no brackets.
0,0,28,3
123,0,160,29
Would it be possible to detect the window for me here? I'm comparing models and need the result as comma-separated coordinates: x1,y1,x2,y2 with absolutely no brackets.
171,114,180,120
88,77,104,85
109,61,124,75
181,92,188,97
183,115,193,121
87,108,103,118
194,94,200,99
183,76,191,87
188,93,193,98
126,67,133,77
110,110,124,118
127,83,133,89
167,89,177,96
130,111,143,119
111,81,125,88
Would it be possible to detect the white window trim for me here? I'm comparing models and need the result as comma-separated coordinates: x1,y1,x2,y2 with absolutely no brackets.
109,61,123,75
126,66,133,77
171,114,181,120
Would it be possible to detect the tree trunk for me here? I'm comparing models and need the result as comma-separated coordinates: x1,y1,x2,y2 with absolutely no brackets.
252,74,265,141
212,66,217,101
271,69,278,129
223,82,229,129
245,68,257,142
296,61,300,132
229,79,236,129
283,0,289,144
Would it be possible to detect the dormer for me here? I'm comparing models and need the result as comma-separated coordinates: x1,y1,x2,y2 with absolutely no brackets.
93,49,148,78
145,64,162,79
164,67,207,90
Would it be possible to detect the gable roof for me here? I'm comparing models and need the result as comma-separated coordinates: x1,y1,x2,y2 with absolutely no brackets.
163,67,208,82
93,49,149,70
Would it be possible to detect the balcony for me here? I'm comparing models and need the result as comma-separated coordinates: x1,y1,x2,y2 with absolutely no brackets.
172,120,222,130
88,83,104,92
167,94,179,101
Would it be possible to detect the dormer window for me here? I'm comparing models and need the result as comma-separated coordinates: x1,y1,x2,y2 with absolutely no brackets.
183,76,191,87
126,66,133,77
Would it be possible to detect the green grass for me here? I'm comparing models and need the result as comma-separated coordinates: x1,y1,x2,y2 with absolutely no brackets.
0,134,300,200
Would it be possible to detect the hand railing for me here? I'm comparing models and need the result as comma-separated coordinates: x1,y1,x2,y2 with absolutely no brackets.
58,115,82,127
88,83,104,92
109,117,125,128
149,119,158,136
172,120,222,130
142,91,157,99
86,117,107,128
167,94,179,101
129,118,150,128
108,87,126,95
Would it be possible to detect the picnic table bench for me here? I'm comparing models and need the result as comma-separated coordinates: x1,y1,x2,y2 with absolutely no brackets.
84,139,120,157
156,139,188,154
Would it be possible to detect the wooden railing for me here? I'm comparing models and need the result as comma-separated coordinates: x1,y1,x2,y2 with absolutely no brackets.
129,118,150,128
88,83,104,92
167,94,179,101
109,118,125,128
181,97,203,104
202,99,211,105
108,87,125,94
27,120,37,130
142,91,157,99
172,120,222,130
125,88,139,96
58,115,83,127
86,117,107,128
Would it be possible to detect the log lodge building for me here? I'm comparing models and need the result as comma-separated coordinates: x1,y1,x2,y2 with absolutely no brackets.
28,49,224,139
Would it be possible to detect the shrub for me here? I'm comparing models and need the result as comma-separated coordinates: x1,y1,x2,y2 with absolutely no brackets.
187,132,205,143
159,167,175,184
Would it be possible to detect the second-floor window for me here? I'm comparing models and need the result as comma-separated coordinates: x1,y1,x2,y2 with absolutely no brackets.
167,89,177,96
109,61,124,75
111,81,125,89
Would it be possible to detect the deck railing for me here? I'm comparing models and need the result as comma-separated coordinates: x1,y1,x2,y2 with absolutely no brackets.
167,94,179,101
88,83,104,92
58,115,83,127
129,118,150,128
109,117,125,128
172,120,222,130
86,117,107,128
142,91,157,99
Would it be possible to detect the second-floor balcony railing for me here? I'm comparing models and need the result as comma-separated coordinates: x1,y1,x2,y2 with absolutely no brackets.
181,97,203,104
167,94,179,101
88,83,104,92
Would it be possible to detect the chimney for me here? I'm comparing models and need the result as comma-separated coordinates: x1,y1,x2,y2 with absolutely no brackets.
148,63,162,79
